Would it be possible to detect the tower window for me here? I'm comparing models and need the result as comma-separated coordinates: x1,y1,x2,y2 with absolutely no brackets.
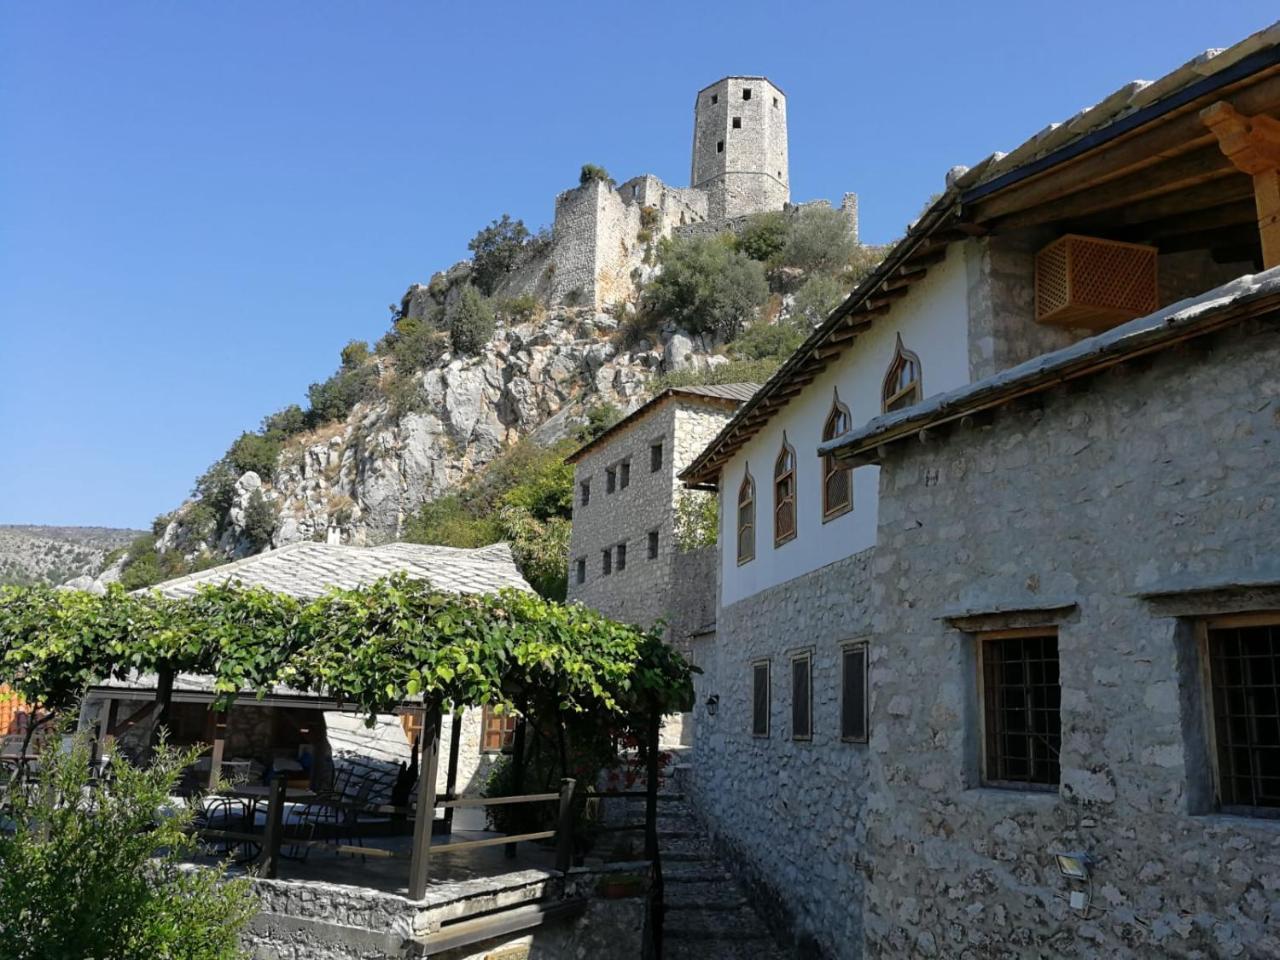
647,529,659,559
616,542,627,572
575,558,586,585
732,116,742,129
602,548,612,576
773,96,779,108
742,88,752,100
711,93,718,105
717,140,724,154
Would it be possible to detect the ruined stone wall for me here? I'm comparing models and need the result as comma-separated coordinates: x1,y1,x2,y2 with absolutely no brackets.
687,549,876,956
864,314,1280,958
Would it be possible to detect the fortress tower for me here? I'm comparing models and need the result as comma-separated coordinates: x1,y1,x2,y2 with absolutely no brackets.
690,76,790,221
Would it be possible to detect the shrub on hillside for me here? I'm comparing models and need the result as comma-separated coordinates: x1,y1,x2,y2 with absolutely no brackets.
656,358,782,392
777,206,856,275
0,734,255,960
496,293,543,325
242,489,276,550
579,163,614,186
735,210,790,263
340,339,371,369
791,273,848,327
448,286,496,355
306,362,380,426
388,316,450,371
261,404,308,440
576,402,624,443
732,318,806,362
467,214,531,295
642,235,768,339
227,432,281,482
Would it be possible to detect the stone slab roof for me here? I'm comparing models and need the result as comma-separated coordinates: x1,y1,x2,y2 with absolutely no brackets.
565,383,760,464
141,541,532,600
818,268,1280,465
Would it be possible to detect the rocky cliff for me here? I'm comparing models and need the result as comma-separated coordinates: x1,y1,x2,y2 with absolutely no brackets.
155,303,722,562
0,525,141,587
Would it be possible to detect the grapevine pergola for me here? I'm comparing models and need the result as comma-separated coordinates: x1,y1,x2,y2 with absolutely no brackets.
0,576,694,897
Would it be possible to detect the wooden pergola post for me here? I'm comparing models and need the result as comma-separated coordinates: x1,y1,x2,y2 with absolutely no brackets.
443,709,463,834
407,706,442,901
207,710,228,790
1202,101,1280,269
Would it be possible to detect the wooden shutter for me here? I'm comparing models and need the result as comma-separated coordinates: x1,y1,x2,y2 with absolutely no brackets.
791,654,811,740
841,644,868,743
751,662,770,737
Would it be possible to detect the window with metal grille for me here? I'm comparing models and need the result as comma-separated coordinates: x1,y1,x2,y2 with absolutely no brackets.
980,631,1061,788
620,459,631,490
647,529,659,560
737,469,755,565
882,333,923,413
752,660,770,737
791,652,812,741
774,437,796,546
481,706,518,753
822,394,852,521
616,542,627,572
606,467,617,494
580,479,590,507
601,548,612,576
841,642,868,743
575,558,585,585
1206,618,1280,814
650,441,663,473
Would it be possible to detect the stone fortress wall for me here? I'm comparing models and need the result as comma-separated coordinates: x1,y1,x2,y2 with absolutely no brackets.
495,75,856,313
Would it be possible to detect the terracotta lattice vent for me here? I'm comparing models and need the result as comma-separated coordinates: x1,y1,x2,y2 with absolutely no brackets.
1034,234,1158,331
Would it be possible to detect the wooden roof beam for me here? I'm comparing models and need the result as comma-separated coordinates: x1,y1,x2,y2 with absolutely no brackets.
1202,101,1280,268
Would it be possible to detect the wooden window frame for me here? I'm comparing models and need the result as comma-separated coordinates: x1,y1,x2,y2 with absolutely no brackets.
790,650,813,742
821,392,853,522
976,627,1061,792
481,705,519,753
737,468,756,566
773,436,797,548
840,640,870,744
751,659,771,738
881,333,923,414
1198,611,1280,818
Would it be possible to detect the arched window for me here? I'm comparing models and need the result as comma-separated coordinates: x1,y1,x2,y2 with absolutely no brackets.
774,436,797,546
882,334,923,413
737,469,755,565
822,392,853,520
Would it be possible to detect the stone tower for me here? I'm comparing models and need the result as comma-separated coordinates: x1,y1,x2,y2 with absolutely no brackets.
690,76,790,221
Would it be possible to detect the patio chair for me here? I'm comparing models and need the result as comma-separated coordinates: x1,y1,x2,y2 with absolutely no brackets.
193,794,259,863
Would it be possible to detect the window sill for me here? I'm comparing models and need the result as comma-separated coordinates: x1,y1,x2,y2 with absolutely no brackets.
961,786,1060,808
822,504,852,524
1193,811,1280,832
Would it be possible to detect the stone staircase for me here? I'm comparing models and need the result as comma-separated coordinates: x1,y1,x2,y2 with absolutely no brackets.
620,789,790,960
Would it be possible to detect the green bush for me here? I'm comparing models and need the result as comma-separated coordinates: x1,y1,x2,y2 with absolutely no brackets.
791,273,847,327
642,235,768,339
340,339,370,369
674,491,719,551
193,459,240,520
735,210,790,263
388,316,450,371
467,214,531,295
242,489,276,550
657,358,782,391
496,293,542,324
227,432,281,481
403,494,501,549
576,402,624,443
777,206,856,275
261,404,307,441
579,163,614,186
448,286,496,355
731,318,806,362
0,734,255,959
306,363,380,426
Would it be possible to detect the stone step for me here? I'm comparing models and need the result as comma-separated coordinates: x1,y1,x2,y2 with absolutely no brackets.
661,880,748,909
664,939,790,960
663,905,773,942
661,862,732,883
659,836,715,859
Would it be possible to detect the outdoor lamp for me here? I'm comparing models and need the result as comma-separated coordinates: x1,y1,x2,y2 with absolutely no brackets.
1052,850,1092,881
705,694,719,717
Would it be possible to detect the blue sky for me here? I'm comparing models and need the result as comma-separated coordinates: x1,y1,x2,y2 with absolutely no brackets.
1,1,1275,529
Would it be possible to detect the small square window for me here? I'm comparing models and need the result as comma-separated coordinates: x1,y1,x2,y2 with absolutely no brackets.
752,661,770,738
619,459,631,490
580,479,591,507
742,88,752,100
716,140,724,154
575,558,586,585
773,96,779,108
606,467,616,494
711,93,718,105
732,116,742,129
481,706,518,753
650,442,663,473
601,548,612,576
841,642,868,743
791,653,812,741
647,529,659,559
616,542,627,572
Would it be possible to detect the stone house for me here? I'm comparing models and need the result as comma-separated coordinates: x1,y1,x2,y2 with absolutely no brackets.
565,383,758,650
677,22,1280,959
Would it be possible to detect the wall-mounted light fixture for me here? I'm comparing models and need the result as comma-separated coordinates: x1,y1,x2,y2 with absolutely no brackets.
1051,850,1091,881
704,694,719,717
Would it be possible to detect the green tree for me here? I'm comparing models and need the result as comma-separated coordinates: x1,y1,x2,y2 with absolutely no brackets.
242,489,276,551
642,235,768,339
226,432,281,481
777,206,857,275
305,363,380,426
732,318,806,362
0,735,256,960
448,286,496,355
388,316,450,371
791,273,847,327
579,163,614,186
576,402,624,443
467,214,531,295
340,339,370,369
261,404,307,441
735,210,790,263
674,491,719,551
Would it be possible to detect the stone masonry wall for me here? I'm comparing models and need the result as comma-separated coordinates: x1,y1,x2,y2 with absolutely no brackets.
864,314,1280,958
688,549,876,956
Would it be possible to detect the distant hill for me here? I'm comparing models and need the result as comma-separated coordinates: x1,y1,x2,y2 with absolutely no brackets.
0,525,143,587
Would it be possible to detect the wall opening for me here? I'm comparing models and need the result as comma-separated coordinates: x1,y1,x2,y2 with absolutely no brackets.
732,116,742,129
